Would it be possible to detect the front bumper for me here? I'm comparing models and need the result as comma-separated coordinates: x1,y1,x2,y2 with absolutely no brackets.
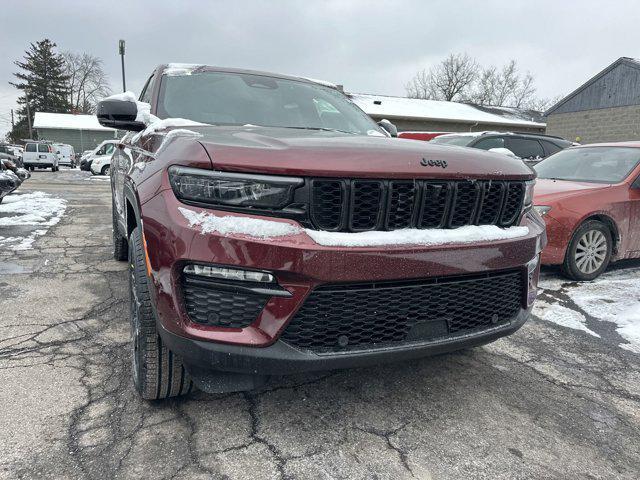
160,307,531,377
141,188,546,353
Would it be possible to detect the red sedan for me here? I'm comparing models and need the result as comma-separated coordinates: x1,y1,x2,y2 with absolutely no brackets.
534,142,640,280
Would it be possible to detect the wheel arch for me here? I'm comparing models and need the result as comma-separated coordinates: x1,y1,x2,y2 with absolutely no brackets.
580,213,620,254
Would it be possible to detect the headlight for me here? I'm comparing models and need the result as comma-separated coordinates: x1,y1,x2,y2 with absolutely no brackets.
523,180,535,208
534,206,551,216
168,166,303,209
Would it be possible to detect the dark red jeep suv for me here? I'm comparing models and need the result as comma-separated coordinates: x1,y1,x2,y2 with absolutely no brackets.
97,64,546,399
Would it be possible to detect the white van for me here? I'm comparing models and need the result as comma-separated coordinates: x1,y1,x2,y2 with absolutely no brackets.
53,143,76,168
22,142,59,172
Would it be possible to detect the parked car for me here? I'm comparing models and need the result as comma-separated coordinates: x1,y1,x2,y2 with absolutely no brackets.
0,143,23,168
534,142,640,280
0,160,20,203
398,131,450,141
53,143,76,168
97,64,545,400
22,141,59,171
430,132,574,166
89,140,117,175
1,158,30,182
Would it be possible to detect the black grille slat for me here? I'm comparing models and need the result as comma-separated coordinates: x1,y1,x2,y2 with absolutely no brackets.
449,181,479,228
310,180,345,230
418,182,449,228
350,181,383,230
478,182,505,225
386,182,418,229
281,271,524,352
182,282,267,328
309,179,525,232
500,182,525,226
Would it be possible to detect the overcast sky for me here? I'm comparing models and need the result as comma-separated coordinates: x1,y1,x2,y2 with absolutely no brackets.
1,0,639,137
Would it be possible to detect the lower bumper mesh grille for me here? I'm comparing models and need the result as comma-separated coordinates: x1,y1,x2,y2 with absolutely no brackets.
281,270,524,352
182,278,267,328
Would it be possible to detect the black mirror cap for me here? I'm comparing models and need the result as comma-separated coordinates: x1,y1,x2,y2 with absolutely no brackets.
377,119,398,138
97,99,146,132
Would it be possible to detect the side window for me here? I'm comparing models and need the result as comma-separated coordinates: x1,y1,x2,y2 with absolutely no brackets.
140,74,155,104
26,143,37,152
38,144,50,153
474,137,505,150
105,144,115,155
505,138,545,159
541,140,562,156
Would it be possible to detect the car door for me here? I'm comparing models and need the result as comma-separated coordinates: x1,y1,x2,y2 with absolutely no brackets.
626,170,640,254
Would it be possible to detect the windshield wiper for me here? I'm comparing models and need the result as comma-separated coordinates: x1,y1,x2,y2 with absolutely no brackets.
277,126,358,135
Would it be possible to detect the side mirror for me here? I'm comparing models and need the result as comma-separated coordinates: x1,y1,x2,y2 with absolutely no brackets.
631,175,640,189
377,119,398,138
97,99,146,132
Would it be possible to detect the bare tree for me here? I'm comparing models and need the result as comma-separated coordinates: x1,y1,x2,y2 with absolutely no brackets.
406,53,478,101
63,52,111,114
407,55,554,111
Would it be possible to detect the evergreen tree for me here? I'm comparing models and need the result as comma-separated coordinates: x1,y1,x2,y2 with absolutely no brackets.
9,39,70,142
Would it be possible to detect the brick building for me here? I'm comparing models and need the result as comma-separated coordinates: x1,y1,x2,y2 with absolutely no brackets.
545,57,640,144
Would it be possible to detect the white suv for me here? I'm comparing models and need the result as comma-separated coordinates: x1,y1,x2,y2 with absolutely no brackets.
89,140,117,176
23,142,59,171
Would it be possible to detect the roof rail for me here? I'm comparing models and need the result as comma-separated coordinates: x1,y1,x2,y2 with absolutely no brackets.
510,131,568,141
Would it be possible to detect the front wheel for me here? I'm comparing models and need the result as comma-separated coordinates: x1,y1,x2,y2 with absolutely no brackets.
129,227,193,399
101,165,110,176
562,220,612,281
113,200,128,261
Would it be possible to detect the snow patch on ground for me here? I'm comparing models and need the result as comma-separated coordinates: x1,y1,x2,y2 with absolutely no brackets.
537,267,640,352
179,207,301,239
534,300,600,337
305,225,529,247
0,192,67,251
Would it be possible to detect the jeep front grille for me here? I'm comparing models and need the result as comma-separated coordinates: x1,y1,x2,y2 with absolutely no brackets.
309,179,525,232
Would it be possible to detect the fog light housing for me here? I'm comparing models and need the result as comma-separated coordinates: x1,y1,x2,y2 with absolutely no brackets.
183,264,275,283
526,255,541,307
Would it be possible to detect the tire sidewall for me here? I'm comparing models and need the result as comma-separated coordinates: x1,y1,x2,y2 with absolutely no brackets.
564,220,612,281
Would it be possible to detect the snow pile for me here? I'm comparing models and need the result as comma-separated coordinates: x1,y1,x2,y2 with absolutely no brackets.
132,118,205,143
179,207,302,238
179,206,529,246
613,305,640,353
305,225,529,247
0,191,67,251
164,63,203,76
104,91,157,125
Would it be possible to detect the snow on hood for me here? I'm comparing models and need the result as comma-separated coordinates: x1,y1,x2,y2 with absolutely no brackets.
178,206,529,247
132,119,205,144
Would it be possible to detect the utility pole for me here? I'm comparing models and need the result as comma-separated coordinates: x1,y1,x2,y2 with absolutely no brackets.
25,92,33,139
119,40,126,92
10,109,14,130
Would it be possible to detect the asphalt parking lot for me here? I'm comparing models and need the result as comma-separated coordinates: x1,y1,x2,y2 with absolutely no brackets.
1,169,639,480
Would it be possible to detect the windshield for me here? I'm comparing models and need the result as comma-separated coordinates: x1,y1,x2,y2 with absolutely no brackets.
430,135,475,146
157,71,383,135
535,147,640,183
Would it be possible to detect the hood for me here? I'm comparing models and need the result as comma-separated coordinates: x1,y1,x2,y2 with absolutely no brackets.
184,126,534,180
534,178,611,204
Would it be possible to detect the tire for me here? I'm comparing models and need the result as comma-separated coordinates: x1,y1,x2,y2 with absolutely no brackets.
129,226,192,399
112,200,128,261
51,166,56,172
101,165,110,176
562,220,612,281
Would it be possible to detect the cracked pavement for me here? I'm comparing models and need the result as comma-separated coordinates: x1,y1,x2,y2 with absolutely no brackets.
0,169,639,479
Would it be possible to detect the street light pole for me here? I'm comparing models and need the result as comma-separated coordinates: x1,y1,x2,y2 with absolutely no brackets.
119,40,126,92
